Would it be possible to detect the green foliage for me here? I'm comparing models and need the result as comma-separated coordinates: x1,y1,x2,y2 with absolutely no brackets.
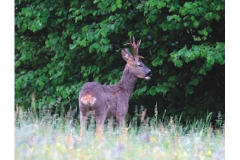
15,0,225,122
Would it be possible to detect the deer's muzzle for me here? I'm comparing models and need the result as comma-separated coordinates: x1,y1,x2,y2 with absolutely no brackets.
145,70,152,80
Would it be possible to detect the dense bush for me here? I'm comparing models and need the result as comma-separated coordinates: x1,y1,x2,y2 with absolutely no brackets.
15,0,225,122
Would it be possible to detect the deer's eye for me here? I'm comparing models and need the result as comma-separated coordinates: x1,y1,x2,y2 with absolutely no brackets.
137,64,142,67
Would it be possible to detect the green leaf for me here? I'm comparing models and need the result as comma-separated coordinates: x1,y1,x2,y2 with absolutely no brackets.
167,16,173,22
75,15,83,23
93,42,100,49
45,40,51,47
151,57,163,66
216,5,221,11
116,0,122,8
204,12,213,21
61,90,68,99
89,45,94,53
50,37,58,45
93,0,99,4
189,53,196,61
69,43,77,50
101,45,109,53
148,86,157,96
157,2,166,9
160,22,168,31
38,80,44,88
216,42,225,50
177,47,187,56
193,21,199,28
101,38,110,44
199,67,206,75
80,39,87,47
175,60,183,67
190,79,199,86
183,22,189,27
183,2,193,9
180,8,187,16
48,33,55,39
168,76,176,82
199,28,208,36
71,33,78,40
156,86,168,94
111,5,117,12
98,2,109,10
186,86,193,95
21,23,28,32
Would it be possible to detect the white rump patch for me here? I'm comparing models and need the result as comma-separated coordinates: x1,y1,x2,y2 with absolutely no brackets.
80,94,96,106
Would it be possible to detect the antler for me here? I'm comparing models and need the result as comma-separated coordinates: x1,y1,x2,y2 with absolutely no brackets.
125,36,142,58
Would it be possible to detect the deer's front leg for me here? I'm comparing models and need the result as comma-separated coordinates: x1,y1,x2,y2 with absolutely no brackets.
116,114,125,127
116,102,128,128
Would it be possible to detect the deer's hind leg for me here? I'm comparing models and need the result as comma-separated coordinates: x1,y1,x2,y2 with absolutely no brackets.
80,110,89,137
95,107,107,141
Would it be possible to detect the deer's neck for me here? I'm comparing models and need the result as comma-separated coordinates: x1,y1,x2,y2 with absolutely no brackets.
117,65,137,97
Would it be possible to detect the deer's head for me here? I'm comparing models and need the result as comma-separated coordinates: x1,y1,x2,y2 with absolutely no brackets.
121,37,152,80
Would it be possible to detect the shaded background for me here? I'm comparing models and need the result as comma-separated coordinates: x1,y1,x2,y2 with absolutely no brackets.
15,0,225,124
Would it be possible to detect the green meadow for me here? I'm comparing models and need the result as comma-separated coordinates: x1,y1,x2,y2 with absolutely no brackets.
15,107,224,160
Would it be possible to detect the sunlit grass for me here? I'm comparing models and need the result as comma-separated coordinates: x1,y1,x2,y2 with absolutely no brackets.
15,107,225,160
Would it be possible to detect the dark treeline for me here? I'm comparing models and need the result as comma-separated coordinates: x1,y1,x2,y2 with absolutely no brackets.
15,0,225,124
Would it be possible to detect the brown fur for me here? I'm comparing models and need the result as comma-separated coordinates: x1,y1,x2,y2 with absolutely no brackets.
79,37,152,139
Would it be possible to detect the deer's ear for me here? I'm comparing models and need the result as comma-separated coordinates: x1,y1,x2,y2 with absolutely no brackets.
121,48,133,61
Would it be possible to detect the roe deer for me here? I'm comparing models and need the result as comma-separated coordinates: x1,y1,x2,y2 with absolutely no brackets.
79,37,152,139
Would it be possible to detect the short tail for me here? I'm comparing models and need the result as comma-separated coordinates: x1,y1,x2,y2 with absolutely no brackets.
80,94,96,106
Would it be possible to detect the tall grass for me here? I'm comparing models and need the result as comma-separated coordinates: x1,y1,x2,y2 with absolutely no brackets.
15,107,225,160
